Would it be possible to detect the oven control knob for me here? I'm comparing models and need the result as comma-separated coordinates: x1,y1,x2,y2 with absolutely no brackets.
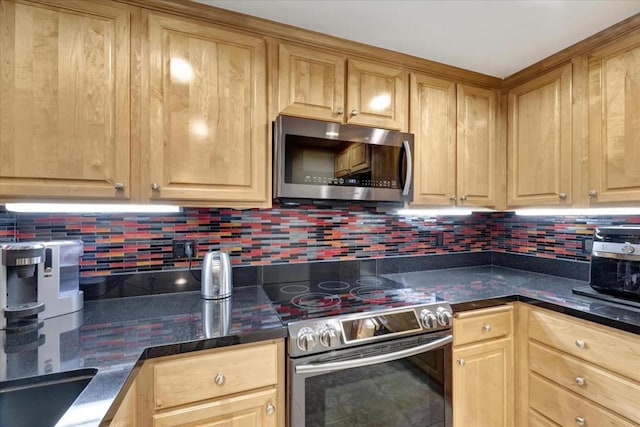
296,327,318,352
319,325,340,348
436,307,453,327
420,309,438,329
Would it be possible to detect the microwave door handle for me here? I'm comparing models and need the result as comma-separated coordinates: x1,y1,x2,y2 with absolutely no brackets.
401,140,413,196
295,334,452,375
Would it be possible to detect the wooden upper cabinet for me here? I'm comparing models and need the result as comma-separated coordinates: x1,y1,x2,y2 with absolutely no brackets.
587,32,640,204
457,84,498,207
507,64,572,207
409,74,498,207
143,12,269,207
278,43,406,130
0,0,132,201
409,74,456,205
347,58,406,130
278,42,345,122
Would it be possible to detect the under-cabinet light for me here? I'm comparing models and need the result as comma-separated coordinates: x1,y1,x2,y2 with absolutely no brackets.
514,207,640,216
5,203,181,214
396,208,474,216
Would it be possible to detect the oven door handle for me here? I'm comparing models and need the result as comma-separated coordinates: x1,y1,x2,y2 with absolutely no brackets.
295,334,452,375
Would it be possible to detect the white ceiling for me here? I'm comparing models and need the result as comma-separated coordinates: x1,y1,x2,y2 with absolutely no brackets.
194,0,640,78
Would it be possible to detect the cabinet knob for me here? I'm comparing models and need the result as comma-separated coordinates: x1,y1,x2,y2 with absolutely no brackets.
575,376,585,386
460,195,468,202
575,416,585,426
151,182,160,192
214,372,225,386
335,107,344,115
575,339,586,349
114,182,124,191
457,359,465,366
350,109,359,117
449,195,457,201
482,324,491,332
265,402,276,416
559,192,568,199
588,190,598,197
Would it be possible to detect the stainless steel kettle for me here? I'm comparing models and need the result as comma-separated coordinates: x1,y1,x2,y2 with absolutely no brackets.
201,251,232,299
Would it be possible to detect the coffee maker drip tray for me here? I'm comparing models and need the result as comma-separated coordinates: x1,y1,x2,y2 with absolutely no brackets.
4,302,45,320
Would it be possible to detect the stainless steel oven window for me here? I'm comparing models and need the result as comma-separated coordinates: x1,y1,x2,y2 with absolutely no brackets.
288,332,452,427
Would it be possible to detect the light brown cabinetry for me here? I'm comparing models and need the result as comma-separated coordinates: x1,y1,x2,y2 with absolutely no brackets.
278,42,406,130
452,305,514,427
334,143,370,177
0,0,133,201
518,304,640,426
587,32,640,205
142,12,269,207
107,378,137,427
410,74,500,207
507,64,573,207
136,339,284,427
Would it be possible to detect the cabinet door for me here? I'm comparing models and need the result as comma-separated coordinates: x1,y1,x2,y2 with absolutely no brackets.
409,74,456,206
507,64,572,206
152,388,277,427
588,33,640,204
0,0,131,201
452,338,513,427
144,13,269,206
457,84,499,208
347,59,406,130
278,42,345,122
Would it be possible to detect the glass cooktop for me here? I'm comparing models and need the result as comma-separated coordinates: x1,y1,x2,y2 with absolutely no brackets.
263,276,438,323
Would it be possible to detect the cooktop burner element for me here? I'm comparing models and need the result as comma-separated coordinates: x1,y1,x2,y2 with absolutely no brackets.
264,276,438,323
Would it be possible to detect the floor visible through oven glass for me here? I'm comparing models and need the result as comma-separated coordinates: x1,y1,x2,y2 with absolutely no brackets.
304,356,445,427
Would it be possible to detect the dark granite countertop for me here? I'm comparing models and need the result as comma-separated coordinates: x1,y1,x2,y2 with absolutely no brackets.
4,264,640,427
0,286,285,427
384,265,640,334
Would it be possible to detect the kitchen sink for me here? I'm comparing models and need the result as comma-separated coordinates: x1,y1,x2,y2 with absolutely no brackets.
0,369,97,427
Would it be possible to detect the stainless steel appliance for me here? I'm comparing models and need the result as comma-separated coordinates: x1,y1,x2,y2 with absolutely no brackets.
0,241,84,331
264,277,452,427
584,226,640,303
273,115,414,203
201,251,232,299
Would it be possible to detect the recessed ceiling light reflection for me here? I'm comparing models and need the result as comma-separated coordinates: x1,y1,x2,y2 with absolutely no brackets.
191,120,209,137
170,57,194,83
369,94,391,111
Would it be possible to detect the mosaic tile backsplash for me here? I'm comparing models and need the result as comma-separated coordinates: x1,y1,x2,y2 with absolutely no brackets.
2,205,491,277
2,206,639,277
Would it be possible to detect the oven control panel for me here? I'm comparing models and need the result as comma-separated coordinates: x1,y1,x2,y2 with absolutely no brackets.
287,302,453,357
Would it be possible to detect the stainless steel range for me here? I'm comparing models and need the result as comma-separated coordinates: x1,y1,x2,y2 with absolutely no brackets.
264,277,453,427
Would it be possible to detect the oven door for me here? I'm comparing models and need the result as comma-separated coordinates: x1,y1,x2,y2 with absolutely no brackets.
288,331,452,427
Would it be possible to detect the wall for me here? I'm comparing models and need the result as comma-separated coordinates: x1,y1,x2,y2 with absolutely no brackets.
2,206,640,277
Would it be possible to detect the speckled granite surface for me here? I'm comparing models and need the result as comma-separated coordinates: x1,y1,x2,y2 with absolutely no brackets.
3,264,640,427
1,286,285,427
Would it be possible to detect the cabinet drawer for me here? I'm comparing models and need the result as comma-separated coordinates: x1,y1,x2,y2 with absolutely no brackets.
529,373,635,427
153,388,277,427
154,342,278,409
528,410,560,427
453,305,512,346
528,308,640,382
529,342,640,424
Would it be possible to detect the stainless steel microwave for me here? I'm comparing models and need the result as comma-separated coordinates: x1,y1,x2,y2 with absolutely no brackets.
273,115,414,203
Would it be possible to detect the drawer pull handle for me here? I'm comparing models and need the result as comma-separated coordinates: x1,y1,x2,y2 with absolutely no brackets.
457,359,465,366
575,416,585,426
266,402,276,415
575,339,586,348
482,324,491,332
214,373,225,386
575,376,585,386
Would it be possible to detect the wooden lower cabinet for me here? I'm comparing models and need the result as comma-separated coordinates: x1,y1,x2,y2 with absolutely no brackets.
517,304,640,427
452,305,514,427
131,339,284,427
